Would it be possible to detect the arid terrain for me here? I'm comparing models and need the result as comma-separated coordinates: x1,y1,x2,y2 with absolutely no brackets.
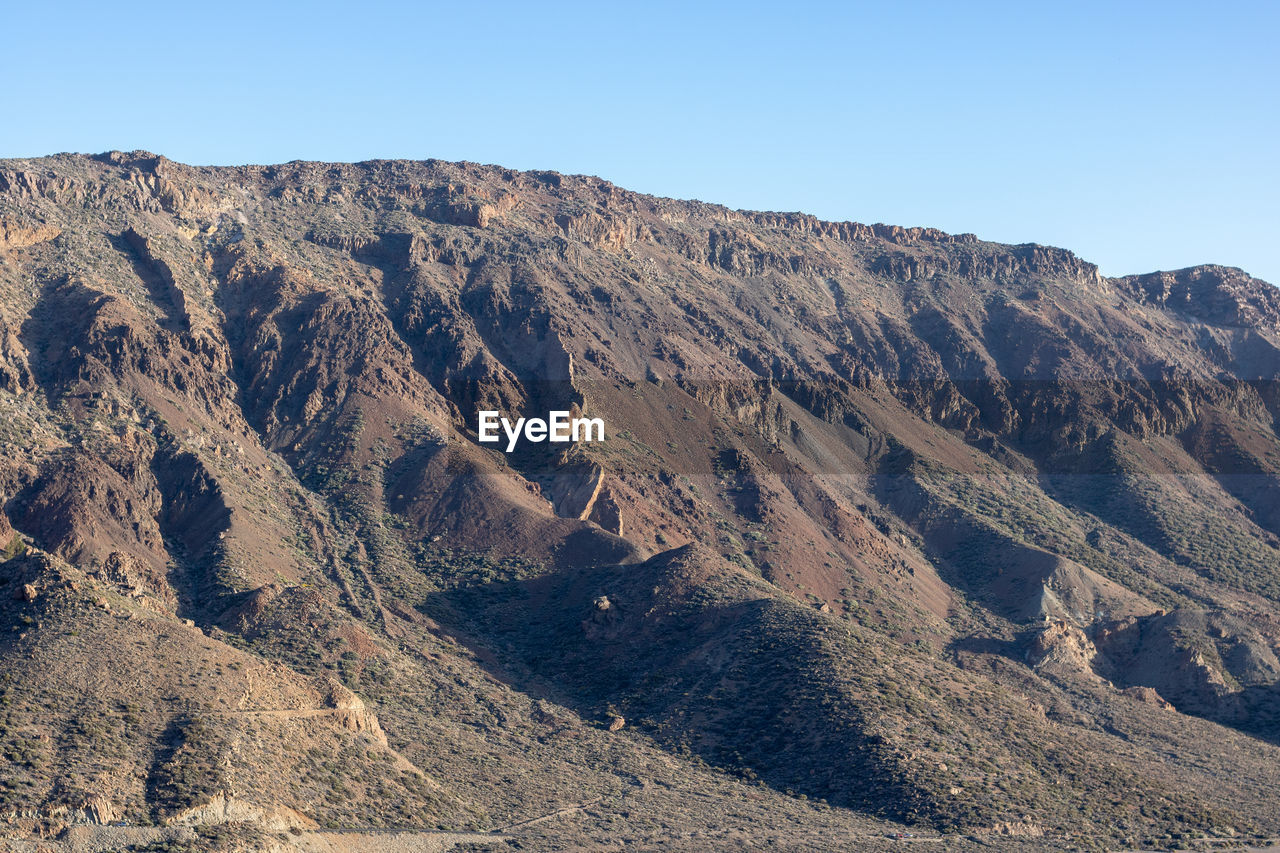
2,151,1280,851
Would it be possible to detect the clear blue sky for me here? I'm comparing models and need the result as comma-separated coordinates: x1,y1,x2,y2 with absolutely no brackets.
5,1,1278,282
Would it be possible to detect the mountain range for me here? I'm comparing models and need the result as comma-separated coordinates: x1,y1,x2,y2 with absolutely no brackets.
2,151,1280,851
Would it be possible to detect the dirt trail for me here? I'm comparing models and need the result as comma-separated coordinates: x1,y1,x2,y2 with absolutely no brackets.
15,825,507,853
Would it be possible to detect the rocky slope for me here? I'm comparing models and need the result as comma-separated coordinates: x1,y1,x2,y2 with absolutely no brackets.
2,151,1280,850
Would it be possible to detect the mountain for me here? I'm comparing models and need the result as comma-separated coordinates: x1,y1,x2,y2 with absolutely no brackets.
2,150,1280,851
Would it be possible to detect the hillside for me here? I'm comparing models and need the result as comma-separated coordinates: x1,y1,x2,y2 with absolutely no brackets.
2,151,1280,850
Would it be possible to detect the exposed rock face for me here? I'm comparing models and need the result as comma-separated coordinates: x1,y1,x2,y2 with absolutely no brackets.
168,792,317,832
319,678,388,743
1027,619,1099,676
1123,685,1175,710
78,795,119,826
0,509,14,552
96,549,175,605
1092,609,1280,731
2,151,1280,846
0,217,60,252
1117,265,1280,332
985,821,1046,838
587,486,623,535
546,463,624,534
550,463,606,520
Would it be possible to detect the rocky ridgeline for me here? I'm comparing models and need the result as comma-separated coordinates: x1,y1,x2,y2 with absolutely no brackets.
1118,264,1280,331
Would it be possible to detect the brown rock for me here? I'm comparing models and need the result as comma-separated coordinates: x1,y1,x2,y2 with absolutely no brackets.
1122,685,1175,711
82,795,118,825
1027,619,1099,675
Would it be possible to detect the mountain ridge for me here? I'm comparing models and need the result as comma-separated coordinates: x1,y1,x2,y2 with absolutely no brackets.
11,149,1265,283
